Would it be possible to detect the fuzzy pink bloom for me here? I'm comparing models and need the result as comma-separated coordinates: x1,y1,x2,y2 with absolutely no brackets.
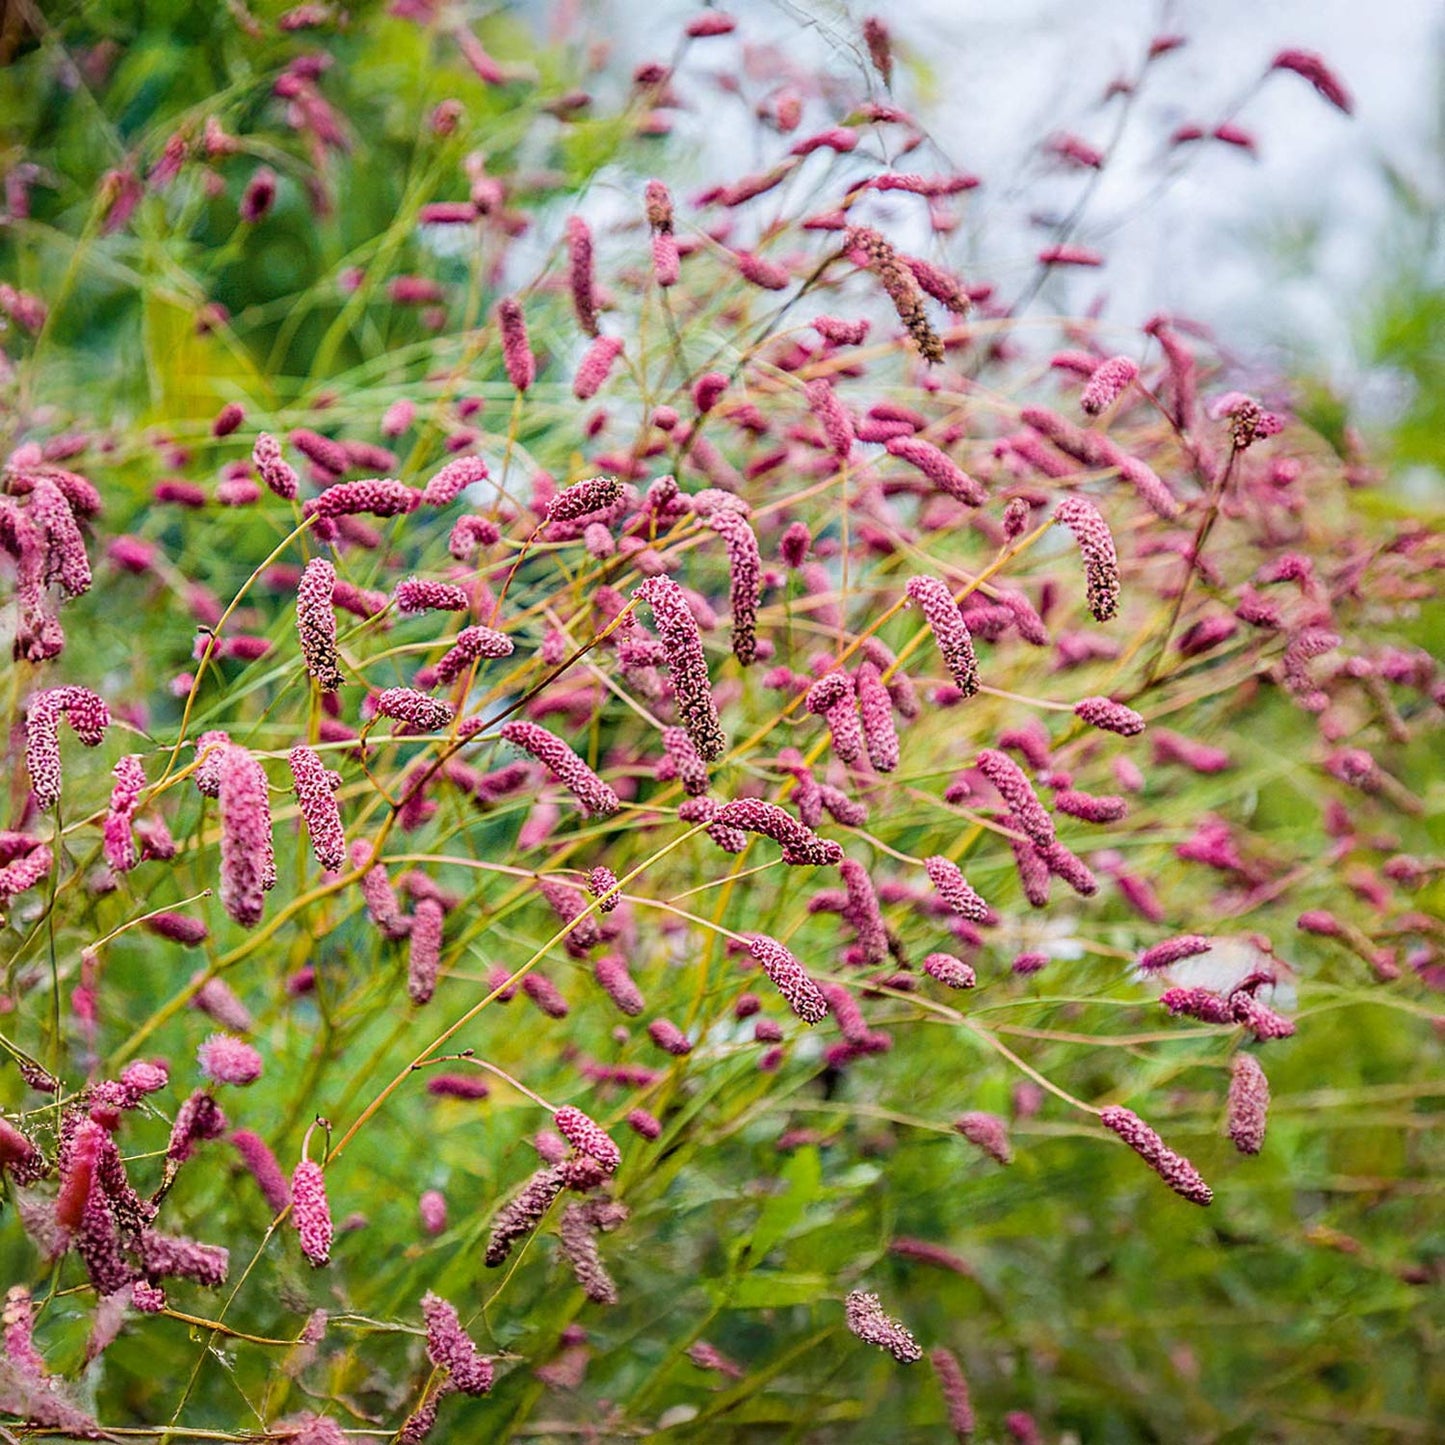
198,1034,263,1086
547,475,622,526
885,436,987,506
1054,788,1128,824
648,1018,692,1056
924,856,991,922
350,839,410,939
216,747,275,927
717,798,843,867
24,687,110,810
0,1120,45,1185
138,1229,229,1286
930,1346,975,1439
625,1108,662,1141
422,1292,493,1394
594,952,644,1016
1038,243,1104,266
374,687,455,732
485,1164,567,1266
304,476,420,524
779,521,811,568
1228,1053,1270,1155
923,952,976,989
798,672,860,765
287,745,345,871
586,866,620,912
833,857,885,963
231,1130,290,1212
421,454,488,507
565,215,599,338
691,371,728,414
652,231,681,287
636,577,726,761
813,315,870,346
289,428,349,475
554,1105,621,1174
427,1073,490,1100
1080,355,1139,415
101,754,146,873
1153,730,1231,774
0,838,52,901
433,624,513,684
804,378,855,460
1159,986,1236,1026
573,335,624,399
733,249,790,290
394,576,470,613
1074,695,1146,736
167,1089,227,1163
291,1159,333,1266
499,721,621,818
976,748,1054,846
1270,49,1353,114
189,974,252,1033
407,897,444,1005
417,1188,447,1235
906,576,979,696
1099,1105,1213,1206
1139,934,1211,971
748,934,829,1024
496,297,535,392
845,1289,922,1363
381,399,416,438
296,558,343,691
955,1111,1012,1164
1052,496,1120,621
448,514,501,559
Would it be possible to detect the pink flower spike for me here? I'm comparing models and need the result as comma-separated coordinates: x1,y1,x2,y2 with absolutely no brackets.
1138,934,1211,972
496,297,535,392
1269,49,1353,115
1052,496,1120,622
217,746,275,927
747,934,829,1023
296,558,343,692
906,576,979,696
1099,1105,1213,1205
198,1034,263,1086
554,1105,621,1173
291,1159,333,1265
923,952,976,989
1080,355,1139,415
1074,695,1145,736
289,745,345,871
499,721,621,818
845,1289,922,1363
373,688,455,732
1228,1054,1270,1155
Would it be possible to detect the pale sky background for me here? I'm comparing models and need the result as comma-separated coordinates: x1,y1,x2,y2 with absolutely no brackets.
591,0,1442,403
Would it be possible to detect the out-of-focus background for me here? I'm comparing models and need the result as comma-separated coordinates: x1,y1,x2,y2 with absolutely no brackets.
600,0,1444,488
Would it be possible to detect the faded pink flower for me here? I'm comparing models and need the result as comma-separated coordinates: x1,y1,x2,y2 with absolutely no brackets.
102,754,146,873
422,1292,493,1394
955,1111,1012,1164
496,296,534,392
407,897,444,1005
198,1034,263,1086
1080,355,1139,415
845,1289,922,1363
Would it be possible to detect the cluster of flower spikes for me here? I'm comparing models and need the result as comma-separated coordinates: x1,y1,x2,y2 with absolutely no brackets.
0,2,1437,1439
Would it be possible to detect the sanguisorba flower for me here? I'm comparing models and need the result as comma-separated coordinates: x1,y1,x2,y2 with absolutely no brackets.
1052,495,1120,622
746,934,829,1024
296,558,343,692
553,1105,621,1174
280,745,343,873
636,576,726,761
496,296,535,392
198,1034,264,1087
1099,1105,1213,1206
498,721,621,818
291,1159,333,1266
905,575,979,696
1227,1053,1270,1155
216,746,276,928
845,1289,923,1363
